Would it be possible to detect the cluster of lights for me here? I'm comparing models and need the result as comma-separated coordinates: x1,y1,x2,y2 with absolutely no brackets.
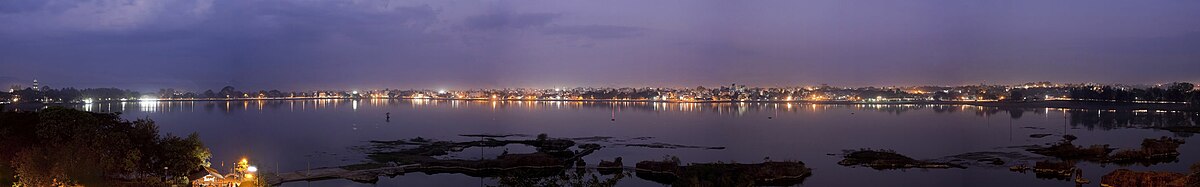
240,158,258,180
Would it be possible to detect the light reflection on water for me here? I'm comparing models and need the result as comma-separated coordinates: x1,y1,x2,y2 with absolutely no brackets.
78,99,1029,113
11,99,1199,186
69,99,1199,122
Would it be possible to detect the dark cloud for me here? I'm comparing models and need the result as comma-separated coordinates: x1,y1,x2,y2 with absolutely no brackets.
464,12,560,30
0,0,468,90
0,0,47,13
541,25,646,39
1,0,1198,90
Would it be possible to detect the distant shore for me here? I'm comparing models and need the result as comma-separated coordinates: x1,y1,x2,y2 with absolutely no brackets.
960,100,1194,111
5,98,1195,112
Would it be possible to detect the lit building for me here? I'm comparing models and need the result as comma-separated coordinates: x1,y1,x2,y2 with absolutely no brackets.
192,158,259,187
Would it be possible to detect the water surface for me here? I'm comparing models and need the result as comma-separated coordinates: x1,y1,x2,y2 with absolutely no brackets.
47,100,1200,186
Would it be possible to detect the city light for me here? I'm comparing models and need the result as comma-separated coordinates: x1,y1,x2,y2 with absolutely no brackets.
0,81,1179,105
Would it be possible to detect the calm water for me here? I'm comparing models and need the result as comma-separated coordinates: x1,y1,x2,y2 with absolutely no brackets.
36,100,1200,186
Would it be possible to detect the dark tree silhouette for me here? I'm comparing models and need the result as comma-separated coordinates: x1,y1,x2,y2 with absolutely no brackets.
0,107,210,186
1008,90,1025,101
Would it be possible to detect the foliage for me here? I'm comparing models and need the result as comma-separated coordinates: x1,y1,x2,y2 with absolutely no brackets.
1008,90,1025,101
1068,82,1196,102
6,85,309,103
0,107,210,186
11,87,141,102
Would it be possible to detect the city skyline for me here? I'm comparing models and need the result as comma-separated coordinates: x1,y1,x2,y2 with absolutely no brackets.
2,77,1196,92
8,80,1196,103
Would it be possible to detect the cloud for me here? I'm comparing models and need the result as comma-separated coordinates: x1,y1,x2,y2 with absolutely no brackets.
541,25,646,39
2,0,1199,89
0,0,204,32
0,0,466,89
0,0,48,14
458,11,646,40
464,12,560,30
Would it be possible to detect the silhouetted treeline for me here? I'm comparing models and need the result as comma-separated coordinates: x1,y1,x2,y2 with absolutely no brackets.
5,86,316,103
10,87,142,102
0,107,211,186
580,89,662,100
186,86,359,99
1068,82,1197,103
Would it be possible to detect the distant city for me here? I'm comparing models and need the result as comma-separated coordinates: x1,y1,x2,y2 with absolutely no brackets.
3,80,1198,106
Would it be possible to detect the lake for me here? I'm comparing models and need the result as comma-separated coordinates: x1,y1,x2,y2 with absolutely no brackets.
47,99,1200,186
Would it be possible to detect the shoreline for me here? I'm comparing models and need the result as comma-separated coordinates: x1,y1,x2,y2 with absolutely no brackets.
6,98,1195,111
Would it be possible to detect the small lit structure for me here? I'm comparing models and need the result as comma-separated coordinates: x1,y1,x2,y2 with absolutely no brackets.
192,158,259,187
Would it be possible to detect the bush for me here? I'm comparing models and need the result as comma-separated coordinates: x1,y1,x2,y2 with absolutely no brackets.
0,107,210,186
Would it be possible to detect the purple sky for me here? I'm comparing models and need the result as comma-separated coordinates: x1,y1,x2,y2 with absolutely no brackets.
1,0,1199,91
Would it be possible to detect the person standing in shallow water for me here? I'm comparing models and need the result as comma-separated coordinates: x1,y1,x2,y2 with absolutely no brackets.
386,112,391,122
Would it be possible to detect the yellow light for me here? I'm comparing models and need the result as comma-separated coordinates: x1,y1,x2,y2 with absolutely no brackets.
244,173,254,179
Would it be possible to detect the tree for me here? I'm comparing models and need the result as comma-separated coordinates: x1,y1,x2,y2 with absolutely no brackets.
1166,82,1195,101
218,86,237,98
1167,82,1195,93
1192,91,1200,109
202,90,216,98
0,107,211,186
1008,90,1025,101
158,88,176,98
267,90,284,98
157,132,211,177
932,91,956,101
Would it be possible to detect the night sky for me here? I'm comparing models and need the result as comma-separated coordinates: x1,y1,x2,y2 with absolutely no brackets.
1,0,1199,91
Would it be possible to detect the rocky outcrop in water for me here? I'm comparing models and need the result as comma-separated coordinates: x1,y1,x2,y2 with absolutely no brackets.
1025,135,1114,162
266,134,811,186
597,157,624,175
837,149,965,170
268,134,602,185
634,156,812,186
1025,136,1184,165
1099,162,1200,187
1155,126,1200,134
1108,137,1186,166
1101,169,1191,187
